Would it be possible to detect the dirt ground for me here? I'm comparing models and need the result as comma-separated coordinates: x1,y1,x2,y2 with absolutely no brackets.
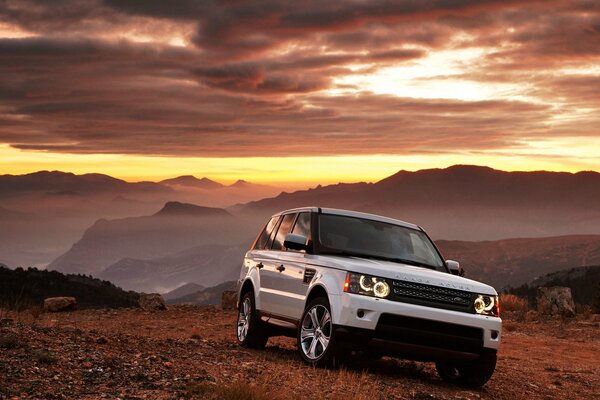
0,306,598,399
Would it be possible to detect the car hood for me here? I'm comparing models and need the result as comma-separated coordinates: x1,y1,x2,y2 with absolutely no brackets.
309,254,497,295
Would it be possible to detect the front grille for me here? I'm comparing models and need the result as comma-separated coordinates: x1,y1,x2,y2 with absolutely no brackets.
303,268,316,284
389,279,474,313
375,314,484,353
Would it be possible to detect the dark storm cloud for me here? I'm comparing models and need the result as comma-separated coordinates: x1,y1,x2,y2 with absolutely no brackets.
0,0,598,157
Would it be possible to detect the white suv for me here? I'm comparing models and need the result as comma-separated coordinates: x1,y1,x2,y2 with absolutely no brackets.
236,207,501,387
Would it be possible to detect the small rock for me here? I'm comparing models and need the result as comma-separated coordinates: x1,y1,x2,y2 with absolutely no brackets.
536,287,576,318
138,293,167,311
43,297,77,312
96,337,108,344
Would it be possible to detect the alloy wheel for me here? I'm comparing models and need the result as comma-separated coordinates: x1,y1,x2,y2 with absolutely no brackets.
300,304,332,360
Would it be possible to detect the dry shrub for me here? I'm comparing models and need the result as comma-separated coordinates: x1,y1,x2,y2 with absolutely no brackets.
576,304,592,319
29,305,42,325
500,294,528,313
0,333,19,349
32,349,57,364
503,321,518,332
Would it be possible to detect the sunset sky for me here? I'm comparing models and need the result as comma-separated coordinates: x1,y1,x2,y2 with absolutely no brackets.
1,0,599,186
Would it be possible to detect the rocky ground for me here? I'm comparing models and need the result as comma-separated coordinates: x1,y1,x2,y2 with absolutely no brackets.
0,306,599,400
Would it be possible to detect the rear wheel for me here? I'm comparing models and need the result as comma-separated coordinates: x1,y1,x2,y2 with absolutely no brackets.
436,352,497,387
297,297,339,367
236,291,268,348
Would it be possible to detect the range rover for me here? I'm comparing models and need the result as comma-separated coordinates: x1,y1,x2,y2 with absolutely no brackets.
236,207,501,387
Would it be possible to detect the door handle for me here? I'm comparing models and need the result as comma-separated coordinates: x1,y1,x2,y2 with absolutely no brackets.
276,265,285,272
257,263,264,269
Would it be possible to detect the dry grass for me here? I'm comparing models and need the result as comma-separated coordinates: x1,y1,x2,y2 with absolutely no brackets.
500,294,529,313
183,382,276,400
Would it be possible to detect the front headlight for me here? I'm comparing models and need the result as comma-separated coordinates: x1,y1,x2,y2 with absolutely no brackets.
474,294,499,317
344,272,390,298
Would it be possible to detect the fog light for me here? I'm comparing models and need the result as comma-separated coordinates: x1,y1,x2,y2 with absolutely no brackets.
357,309,365,318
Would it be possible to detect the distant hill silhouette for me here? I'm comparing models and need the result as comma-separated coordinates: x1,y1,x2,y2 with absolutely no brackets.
0,170,171,197
0,172,279,267
437,235,600,288
508,265,600,307
48,202,251,278
163,283,205,301
98,244,245,293
0,266,139,310
154,201,231,217
238,165,600,240
166,281,236,305
160,175,224,189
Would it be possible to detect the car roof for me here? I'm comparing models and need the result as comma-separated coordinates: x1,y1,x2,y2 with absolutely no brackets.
270,207,421,230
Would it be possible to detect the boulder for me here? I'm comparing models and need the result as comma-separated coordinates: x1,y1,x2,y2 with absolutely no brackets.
221,290,237,310
536,287,576,318
139,293,167,311
43,297,77,312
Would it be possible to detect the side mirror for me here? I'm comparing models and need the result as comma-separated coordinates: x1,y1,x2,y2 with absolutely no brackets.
284,233,308,251
446,260,464,276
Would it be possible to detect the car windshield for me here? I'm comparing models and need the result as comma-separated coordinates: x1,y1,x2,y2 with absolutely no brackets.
317,214,446,271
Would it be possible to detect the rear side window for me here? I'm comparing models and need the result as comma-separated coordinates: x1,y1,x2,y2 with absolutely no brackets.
271,213,297,251
292,212,311,240
253,216,279,250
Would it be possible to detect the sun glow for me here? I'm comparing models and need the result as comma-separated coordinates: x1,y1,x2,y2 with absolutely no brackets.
1,144,597,188
332,47,523,101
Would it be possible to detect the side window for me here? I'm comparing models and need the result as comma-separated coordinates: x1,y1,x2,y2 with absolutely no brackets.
253,216,279,250
265,216,283,250
271,213,297,251
291,212,311,241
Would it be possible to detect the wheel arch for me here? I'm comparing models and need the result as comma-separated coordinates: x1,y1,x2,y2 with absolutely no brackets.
304,284,329,308
238,278,256,308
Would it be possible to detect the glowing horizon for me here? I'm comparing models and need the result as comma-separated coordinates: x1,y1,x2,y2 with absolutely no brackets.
0,1,599,184
2,144,598,188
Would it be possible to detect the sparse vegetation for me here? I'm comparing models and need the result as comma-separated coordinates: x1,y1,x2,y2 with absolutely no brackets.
0,305,598,399
0,266,140,310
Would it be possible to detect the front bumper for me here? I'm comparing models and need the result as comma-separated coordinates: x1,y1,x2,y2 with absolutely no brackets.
330,292,501,359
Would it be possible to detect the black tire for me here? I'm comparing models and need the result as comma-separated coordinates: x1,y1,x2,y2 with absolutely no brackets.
297,297,340,367
436,352,497,387
236,291,268,349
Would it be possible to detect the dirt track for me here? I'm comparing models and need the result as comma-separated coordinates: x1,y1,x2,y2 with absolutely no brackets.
1,306,599,399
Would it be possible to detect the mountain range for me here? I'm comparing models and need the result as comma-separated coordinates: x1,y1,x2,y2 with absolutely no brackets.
238,165,600,240
4,164,600,294
0,172,280,267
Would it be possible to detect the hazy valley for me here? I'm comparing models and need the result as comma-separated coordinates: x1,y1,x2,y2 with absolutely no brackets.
2,165,600,295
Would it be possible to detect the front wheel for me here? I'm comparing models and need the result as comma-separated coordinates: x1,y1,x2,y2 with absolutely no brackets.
236,291,268,348
297,297,339,367
436,352,497,387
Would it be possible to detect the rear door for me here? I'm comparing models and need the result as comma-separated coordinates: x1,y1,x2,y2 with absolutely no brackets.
247,215,281,313
277,211,313,320
258,213,297,316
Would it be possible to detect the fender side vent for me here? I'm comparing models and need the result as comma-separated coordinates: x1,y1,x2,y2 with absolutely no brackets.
303,268,316,284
